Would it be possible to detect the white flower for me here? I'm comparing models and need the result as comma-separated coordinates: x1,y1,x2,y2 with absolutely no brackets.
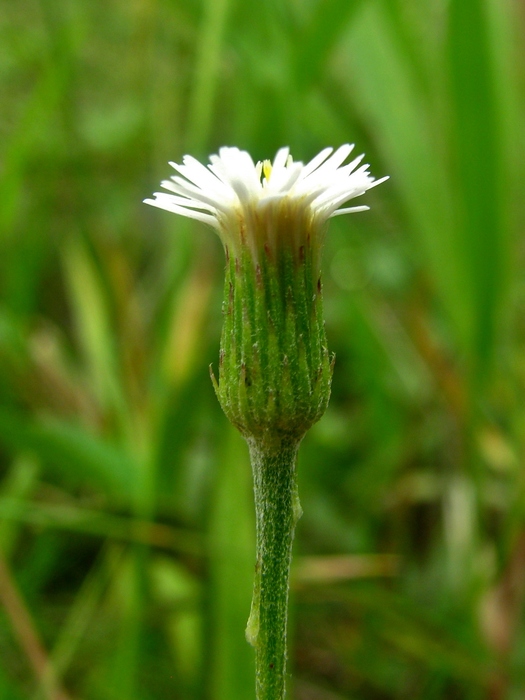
144,145,388,256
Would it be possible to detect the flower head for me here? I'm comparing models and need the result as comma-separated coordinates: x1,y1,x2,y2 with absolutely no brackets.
145,145,388,259
145,145,387,440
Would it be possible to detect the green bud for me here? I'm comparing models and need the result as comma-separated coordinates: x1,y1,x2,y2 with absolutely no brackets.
211,208,333,443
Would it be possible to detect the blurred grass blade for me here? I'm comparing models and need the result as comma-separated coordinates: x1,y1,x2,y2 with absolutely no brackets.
448,0,506,376
209,425,255,700
94,552,142,700
0,455,39,557
294,0,364,89
0,409,137,502
343,3,472,352
0,554,73,700
160,255,215,389
0,71,60,240
150,556,203,695
186,0,232,151
0,663,24,700
0,497,201,555
32,545,125,700
61,237,125,418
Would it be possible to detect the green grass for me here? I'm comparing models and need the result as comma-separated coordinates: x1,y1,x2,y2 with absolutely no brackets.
1,0,525,698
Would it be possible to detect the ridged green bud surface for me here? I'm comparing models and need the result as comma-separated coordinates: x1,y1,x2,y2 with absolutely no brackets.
212,210,333,443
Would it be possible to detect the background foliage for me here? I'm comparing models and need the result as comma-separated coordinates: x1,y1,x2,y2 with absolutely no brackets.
1,0,525,698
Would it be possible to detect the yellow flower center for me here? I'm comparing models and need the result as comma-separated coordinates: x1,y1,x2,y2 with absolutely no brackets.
262,160,273,182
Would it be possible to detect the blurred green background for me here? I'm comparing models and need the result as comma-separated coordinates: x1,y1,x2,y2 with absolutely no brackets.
1,0,524,698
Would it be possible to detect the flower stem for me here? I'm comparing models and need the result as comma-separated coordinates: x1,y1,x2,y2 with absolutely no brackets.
245,436,302,700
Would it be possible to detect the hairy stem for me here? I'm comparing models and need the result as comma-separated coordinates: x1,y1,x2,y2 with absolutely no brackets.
245,437,302,700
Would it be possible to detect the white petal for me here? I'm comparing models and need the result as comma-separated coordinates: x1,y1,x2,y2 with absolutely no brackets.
367,175,390,189
315,144,354,174
176,155,229,195
330,205,370,216
209,149,261,198
207,158,233,186
299,185,331,207
145,145,387,231
328,143,355,167
168,176,233,212
299,147,334,179
272,147,290,173
267,161,302,193
335,154,366,177
314,185,369,210
144,196,220,229
155,188,218,213
229,177,252,204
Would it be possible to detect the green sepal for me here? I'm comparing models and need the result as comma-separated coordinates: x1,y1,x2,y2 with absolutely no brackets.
213,236,333,443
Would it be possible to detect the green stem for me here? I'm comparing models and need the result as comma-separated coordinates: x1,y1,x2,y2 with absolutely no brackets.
245,436,302,700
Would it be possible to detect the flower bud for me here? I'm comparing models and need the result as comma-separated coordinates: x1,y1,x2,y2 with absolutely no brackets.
145,145,388,442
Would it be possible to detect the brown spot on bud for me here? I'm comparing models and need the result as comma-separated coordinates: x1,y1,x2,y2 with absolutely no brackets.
238,216,246,243
317,277,322,293
299,245,305,262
